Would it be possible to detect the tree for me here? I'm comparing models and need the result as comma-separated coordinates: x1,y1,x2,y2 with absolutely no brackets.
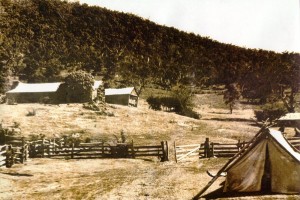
58,70,94,103
118,52,155,96
279,53,300,113
223,83,241,114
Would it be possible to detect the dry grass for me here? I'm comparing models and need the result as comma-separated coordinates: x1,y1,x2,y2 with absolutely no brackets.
0,93,298,199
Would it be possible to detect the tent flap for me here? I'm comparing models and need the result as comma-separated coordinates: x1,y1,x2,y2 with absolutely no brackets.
224,129,300,194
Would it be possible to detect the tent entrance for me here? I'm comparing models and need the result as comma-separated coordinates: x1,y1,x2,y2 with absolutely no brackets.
261,143,271,192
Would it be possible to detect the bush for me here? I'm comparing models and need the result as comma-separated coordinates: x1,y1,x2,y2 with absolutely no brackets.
146,96,162,110
179,107,201,119
146,85,200,119
57,71,94,103
40,96,51,104
26,108,36,116
254,103,287,122
0,95,6,104
0,122,21,145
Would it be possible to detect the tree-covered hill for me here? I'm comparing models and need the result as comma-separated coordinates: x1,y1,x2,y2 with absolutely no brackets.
0,0,299,106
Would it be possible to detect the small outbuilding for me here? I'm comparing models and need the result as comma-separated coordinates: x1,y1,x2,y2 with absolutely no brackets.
105,87,138,107
278,113,300,136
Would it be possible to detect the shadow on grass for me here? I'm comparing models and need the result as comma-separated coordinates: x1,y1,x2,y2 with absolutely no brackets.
202,187,288,199
208,111,230,114
1,172,33,177
203,117,254,123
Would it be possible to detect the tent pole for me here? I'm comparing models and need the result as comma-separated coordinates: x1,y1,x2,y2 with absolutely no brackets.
193,122,272,199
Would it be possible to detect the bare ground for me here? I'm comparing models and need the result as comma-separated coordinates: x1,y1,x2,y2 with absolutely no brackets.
0,93,299,199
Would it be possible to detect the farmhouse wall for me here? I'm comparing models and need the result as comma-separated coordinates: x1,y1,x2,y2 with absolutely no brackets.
105,94,130,106
6,92,57,103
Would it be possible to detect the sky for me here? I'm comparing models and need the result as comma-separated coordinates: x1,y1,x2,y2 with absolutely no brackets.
80,0,300,53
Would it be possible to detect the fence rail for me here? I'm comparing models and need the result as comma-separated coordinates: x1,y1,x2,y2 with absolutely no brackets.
286,137,300,150
175,137,299,162
29,139,169,162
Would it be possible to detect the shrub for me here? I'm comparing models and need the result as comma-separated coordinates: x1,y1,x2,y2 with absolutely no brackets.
57,71,94,103
146,85,200,119
113,130,127,143
254,102,287,122
160,96,181,112
7,97,17,105
180,107,201,119
40,96,51,104
146,96,162,110
26,108,36,116
0,122,20,145
0,95,6,104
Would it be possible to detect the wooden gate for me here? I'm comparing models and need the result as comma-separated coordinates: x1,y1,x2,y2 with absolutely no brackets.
174,141,202,163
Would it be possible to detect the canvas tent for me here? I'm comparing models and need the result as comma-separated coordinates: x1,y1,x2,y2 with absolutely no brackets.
194,128,300,199
105,87,138,107
223,128,300,194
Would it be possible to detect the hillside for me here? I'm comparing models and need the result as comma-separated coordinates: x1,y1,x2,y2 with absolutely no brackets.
1,0,299,106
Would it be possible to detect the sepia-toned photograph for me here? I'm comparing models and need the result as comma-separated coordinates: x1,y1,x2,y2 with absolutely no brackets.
0,0,299,199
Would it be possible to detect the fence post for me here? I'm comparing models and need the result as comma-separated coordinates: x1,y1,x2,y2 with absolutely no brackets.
204,138,210,158
237,139,241,152
160,141,169,162
20,147,24,164
20,137,25,163
174,141,177,163
47,142,50,158
210,142,214,157
30,142,36,158
102,140,105,157
160,141,165,161
53,138,56,155
42,139,45,158
131,140,135,158
6,145,14,168
165,141,169,161
24,144,28,161
71,142,74,159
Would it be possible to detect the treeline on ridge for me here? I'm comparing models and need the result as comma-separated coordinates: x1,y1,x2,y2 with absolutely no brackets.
0,0,299,109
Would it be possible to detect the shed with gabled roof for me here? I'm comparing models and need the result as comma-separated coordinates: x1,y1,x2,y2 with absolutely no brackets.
6,81,103,103
6,81,62,103
105,87,138,107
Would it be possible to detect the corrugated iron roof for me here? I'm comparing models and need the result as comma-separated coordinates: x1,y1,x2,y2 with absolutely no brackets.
105,87,135,96
6,80,102,93
278,113,300,121
6,82,62,93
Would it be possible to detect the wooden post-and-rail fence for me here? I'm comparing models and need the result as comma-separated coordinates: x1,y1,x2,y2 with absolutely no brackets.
175,137,300,162
28,139,169,162
0,137,29,168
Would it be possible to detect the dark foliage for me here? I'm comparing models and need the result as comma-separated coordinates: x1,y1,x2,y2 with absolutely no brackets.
0,0,299,111
147,87,200,119
58,71,94,103
254,103,287,122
